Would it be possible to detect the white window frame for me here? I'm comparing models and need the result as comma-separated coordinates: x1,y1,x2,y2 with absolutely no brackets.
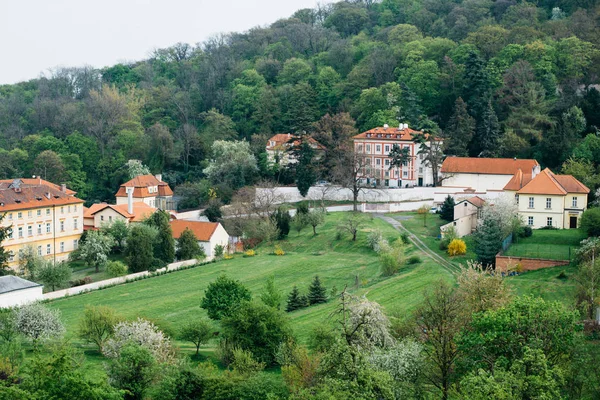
546,198,551,209
572,197,578,208
60,242,65,253
46,223,51,233
528,216,534,226
528,197,534,208
547,217,553,227
46,244,51,255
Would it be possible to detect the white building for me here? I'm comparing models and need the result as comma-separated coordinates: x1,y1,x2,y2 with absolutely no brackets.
441,196,485,238
170,220,230,260
441,157,540,192
352,124,438,187
0,276,43,308
115,174,175,210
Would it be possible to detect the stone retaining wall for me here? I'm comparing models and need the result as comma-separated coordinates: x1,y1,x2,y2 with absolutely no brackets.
495,254,570,272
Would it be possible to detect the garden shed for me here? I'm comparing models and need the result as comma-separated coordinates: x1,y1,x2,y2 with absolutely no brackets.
0,276,43,308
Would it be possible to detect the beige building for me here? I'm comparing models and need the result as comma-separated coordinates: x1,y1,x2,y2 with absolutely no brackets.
115,174,174,210
504,168,589,229
83,202,157,230
0,178,84,270
170,220,230,260
441,196,485,238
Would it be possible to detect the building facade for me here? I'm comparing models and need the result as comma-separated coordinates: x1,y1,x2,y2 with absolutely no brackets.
170,220,230,260
0,179,84,270
352,124,436,187
266,134,325,166
115,174,175,210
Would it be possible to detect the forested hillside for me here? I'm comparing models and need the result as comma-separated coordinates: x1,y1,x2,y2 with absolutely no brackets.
1,0,599,205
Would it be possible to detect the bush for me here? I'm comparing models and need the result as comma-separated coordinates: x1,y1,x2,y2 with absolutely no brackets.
367,230,383,250
407,255,421,264
224,254,234,260
70,276,93,287
380,239,405,276
78,305,122,350
230,347,265,376
244,249,256,257
273,245,285,256
214,244,226,259
439,227,458,250
241,238,261,250
519,225,533,238
400,233,410,245
106,261,128,277
447,239,467,256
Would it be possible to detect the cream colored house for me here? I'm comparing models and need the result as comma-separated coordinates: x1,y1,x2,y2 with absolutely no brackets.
441,196,485,238
83,202,157,230
170,220,230,260
441,157,540,192
504,168,589,229
115,174,174,210
0,178,85,270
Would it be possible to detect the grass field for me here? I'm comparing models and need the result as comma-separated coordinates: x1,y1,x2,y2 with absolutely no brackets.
504,229,586,261
48,212,454,376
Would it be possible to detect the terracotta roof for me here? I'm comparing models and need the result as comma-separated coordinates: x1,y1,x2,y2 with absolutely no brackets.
456,196,485,208
503,169,533,191
115,175,173,198
517,168,590,195
441,157,539,175
0,179,83,212
170,220,220,241
266,134,325,151
84,202,157,222
352,126,423,141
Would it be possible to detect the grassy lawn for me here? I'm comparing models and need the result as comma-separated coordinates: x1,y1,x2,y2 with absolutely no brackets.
504,229,586,261
504,264,577,305
47,212,454,376
390,212,477,267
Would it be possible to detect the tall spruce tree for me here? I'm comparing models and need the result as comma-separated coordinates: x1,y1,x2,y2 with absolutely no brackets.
439,195,455,222
176,228,205,260
145,210,175,264
474,217,504,268
473,100,501,157
444,97,475,156
308,275,327,305
294,140,317,197
286,285,306,312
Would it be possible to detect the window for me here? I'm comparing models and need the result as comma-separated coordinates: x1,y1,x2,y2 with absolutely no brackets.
74,219,78,230
528,197,534,208
46,208,50,216
46,244,51,255
385,171,389,177
419,167,423,173
7,229,12,239
60,242,64,253
46,223,51,233
547,217,553,227
74,205,78,212
109,216,113,222
376,145,381,153
546,198,552,209
61,207,64,214
515,194,519,205
18,249,23,259
68,206,71,213
27,211,32,218
376,159,381,165
357,144,363,153
528,216,534,226
572,197,578,207
366,145,371,152
18,227,23,238
7,213,12,220
37,209,41,216
384,159,390,166
464,202,468,207
17,212,22,219
100,215,104,221
403,170,408,177
384,145,390,153
73,239,79,250
37,246,42,256
27,225,32,236
8,251,14,262
37,224,42,235
60,221,65,232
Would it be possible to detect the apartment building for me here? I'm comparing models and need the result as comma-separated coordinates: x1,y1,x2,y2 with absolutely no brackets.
352,124,436,187
0,178,84,270
115,174,175,210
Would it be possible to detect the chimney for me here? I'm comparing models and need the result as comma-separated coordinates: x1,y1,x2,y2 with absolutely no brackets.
60,184,66,193
155,174,162,182
126,187,134,215
383,123,389,128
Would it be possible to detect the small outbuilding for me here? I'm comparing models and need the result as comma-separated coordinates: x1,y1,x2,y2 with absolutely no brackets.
0,276,43,308
170,220,230,260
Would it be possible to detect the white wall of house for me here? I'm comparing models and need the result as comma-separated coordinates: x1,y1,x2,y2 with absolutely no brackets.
515,193,588,229
442,173,515,192
93,208,129,228
441,215,477,238
203,224,230,259
0,287,43,308
116,196,157,208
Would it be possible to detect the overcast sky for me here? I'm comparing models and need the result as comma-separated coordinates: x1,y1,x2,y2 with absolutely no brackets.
0,0,331,84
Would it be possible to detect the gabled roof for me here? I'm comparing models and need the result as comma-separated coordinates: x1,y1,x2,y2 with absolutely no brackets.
170,220,221,241
503,169,533,191
352,126,422,141
266,134,325,151
516,168,590,195
115,175,173,198
0,276,41,294
456,196,485,208
84,202,157,222
441,157,539,175
0,178,83,212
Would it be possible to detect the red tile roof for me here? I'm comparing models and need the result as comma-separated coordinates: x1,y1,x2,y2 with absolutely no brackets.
352,126,423,141
441,157,539,175
170,220,220,241
0,179,83,212
84,202,157,222
503,169,533,191
266,134,325,151
115,175,173,198
516,168,590,195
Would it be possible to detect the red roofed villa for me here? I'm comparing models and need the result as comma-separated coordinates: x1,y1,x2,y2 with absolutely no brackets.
170,220,230,260
115,174,175,210
266,133,325,166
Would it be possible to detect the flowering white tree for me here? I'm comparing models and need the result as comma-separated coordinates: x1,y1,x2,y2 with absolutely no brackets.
479,194,521,237
369,339,425,397
126,159,151,179
78,231,115,272
102,318,174,363
15,303,65,346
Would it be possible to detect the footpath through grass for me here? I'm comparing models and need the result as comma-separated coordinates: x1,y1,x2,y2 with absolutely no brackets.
48,212,454,376
504,229,586,261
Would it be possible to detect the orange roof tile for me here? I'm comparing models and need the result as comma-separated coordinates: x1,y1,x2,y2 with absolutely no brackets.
266,134,325,151
84,202,157,222
115,175,173,198
441,157,539,175
517,168,589,195
170,220,220,241
0,179,83,212
503,169,533,191
352,126,423,141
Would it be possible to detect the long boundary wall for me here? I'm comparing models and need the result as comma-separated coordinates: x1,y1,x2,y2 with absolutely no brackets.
495,254,570,272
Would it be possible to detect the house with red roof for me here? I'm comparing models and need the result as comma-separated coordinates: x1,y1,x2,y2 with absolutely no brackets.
266,133,325,166
352,124,437,187
441,196,486,238
504,168,589,229
115,174,174,210
441,156,541,192
83,202,157,230
170,220,230,260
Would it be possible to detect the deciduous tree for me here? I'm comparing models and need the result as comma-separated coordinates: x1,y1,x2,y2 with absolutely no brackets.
201,275,252,320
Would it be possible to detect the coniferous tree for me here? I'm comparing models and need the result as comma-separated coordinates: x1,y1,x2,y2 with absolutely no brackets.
444,97,475,156
145,210,175,264
271,207,291,239
286,285,306,312
308,275,327,305
176,228,205,261
474,217,504,268
294,141,316,197
473,100,501,157
439,195,455,222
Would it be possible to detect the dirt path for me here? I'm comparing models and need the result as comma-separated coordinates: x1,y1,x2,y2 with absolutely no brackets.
375,214,459,275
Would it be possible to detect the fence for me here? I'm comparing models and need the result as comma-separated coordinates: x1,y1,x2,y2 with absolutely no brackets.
501,234,513,252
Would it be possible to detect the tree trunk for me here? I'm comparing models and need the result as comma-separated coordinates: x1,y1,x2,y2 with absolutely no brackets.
313,225,316,235
353,185,359,212
352,230,357,241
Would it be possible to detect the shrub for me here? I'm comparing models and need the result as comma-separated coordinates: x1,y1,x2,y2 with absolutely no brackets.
70,276,93,287
242,238,261,250
380,239,405,276
106,261,128,277
230,347,265,376
447,239,467,256
15,303,65,346
78,305,122,350
400,233,410,245
201,275,252,320
367,230,383,250
102,318,174,363
244,249,256,257
519,225,533,238
439,227,458,250
273,245,285,256
224,254,234,260
407,255,421,264
214,244,226,259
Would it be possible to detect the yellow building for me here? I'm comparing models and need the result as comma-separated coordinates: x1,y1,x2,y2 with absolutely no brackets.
504,168,589,229
0,179,84,270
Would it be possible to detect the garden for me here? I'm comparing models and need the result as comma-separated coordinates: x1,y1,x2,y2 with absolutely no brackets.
503,228,586,261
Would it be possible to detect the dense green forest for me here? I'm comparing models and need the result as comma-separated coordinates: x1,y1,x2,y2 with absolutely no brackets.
1,0,600,206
